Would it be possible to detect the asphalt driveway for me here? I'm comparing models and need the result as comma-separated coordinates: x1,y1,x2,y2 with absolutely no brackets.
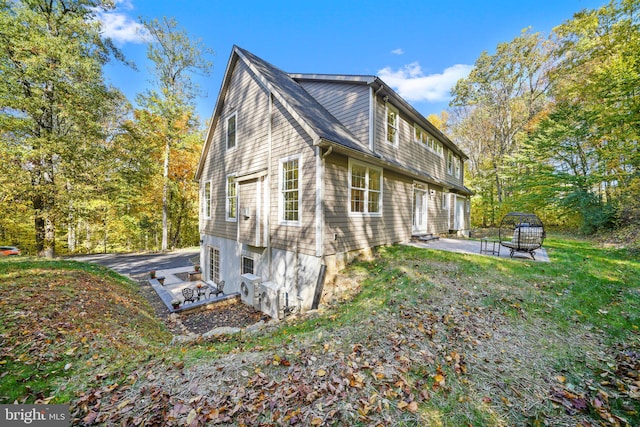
70,248,200,277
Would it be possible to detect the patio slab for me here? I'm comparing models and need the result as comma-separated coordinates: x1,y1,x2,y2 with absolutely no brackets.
149,266,231,312
406,237,549,262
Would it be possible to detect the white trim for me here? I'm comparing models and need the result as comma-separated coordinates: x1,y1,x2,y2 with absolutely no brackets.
348,158,383,217
315,147,324,257
278,154,302,226
226,112,238,151
368,87,375,152
412,183,428,234
225,173,238,222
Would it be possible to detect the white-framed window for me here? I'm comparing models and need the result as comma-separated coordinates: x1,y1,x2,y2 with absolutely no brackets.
226,112,237,150
279,155,301,225
386,103,399,146
447,152,461,178
414,124,428,146
226,174,237,221
429,138,444,156
208,246,220,284
242,256,254,275
349,159,382,216
203,181,212,219
442,191,448,210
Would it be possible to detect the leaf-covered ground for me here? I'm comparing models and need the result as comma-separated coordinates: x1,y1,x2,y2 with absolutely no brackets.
2,236,640,426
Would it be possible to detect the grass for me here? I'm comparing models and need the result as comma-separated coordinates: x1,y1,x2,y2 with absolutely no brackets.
1,234,639,426
0,257,172,404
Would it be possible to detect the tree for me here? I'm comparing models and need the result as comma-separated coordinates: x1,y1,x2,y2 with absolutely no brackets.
137,17,213,251
450,29,553,224
0,0,126,257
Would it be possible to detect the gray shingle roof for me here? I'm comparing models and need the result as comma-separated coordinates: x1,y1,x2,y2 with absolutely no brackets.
236,46,376,157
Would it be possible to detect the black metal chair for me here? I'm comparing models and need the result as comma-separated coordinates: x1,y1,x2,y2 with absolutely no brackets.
182,287,197,304
207,280,225,299
499,212,546,259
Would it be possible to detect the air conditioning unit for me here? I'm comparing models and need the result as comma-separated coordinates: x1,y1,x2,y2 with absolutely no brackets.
258,281,285,319
240,273,261,308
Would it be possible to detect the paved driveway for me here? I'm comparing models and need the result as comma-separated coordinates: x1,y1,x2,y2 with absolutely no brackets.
70,248,200,276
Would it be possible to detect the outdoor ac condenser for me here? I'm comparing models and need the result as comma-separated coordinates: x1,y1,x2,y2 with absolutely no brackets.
258,281,285,319
240,273,261,308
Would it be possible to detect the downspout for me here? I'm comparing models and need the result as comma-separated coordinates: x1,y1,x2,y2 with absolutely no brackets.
267,91,273,282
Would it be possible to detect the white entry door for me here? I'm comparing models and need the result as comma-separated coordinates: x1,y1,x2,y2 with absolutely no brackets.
454,196,465,230
413,188,428,233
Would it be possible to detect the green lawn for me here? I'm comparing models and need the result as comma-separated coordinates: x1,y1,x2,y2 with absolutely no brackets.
1,235,638,426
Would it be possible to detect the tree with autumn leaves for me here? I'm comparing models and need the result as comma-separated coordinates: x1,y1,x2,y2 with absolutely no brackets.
450,0,639,243
0,0,212,256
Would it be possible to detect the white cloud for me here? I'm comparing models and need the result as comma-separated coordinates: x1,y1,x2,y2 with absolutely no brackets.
94,3,150,44
391,48,404,55
377,62,473,103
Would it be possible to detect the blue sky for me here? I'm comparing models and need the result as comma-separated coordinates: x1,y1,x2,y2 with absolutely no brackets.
99,0,606,123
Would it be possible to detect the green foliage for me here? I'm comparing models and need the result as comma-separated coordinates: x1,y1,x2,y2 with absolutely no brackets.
450,1,639,242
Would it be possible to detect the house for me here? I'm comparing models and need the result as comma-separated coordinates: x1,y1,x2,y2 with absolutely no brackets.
195,46,471,318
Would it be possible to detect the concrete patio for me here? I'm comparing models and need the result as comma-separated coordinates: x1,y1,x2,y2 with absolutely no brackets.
149,266,237,312
406,237,550,262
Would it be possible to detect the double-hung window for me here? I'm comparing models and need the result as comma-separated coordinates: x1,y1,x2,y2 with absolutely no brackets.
386,103,399,146
203,181,211,219
226,174,237,221
280,155,301,224
414,124,428,146
226,112,237,150
349,160,382,216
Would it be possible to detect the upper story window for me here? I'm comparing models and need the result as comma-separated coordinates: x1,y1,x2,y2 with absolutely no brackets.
280,155,301,225
414,124,444,156
226,174,237,221
203,181,212,219
447,152,461,178
414,124,428,145
349,159,382,216
226,112,237,150
386,103,399,146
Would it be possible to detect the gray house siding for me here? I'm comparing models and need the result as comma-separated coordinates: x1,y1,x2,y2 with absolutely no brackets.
200,59,270,239
323,153,411,256
298,81,370,147
371,96,464,190
268,97,317,257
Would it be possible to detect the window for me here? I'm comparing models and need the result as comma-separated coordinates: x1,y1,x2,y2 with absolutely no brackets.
226,175,237,221
242,256,254,275
447,152,461,178
386,103,399,145
226,113,237,150
203,181,211,219
429,138,444,156
349,160,382,215
442,191,448,210
414,124,444,156
280,155,301,224
208,247,220,284
414,124,428,145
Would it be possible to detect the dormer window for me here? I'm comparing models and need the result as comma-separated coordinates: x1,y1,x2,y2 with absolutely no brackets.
386,103,399,146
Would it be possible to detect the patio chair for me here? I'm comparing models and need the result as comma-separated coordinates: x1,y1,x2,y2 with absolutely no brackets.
182,287,198,304
207,280,225,299
499,212,546,259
